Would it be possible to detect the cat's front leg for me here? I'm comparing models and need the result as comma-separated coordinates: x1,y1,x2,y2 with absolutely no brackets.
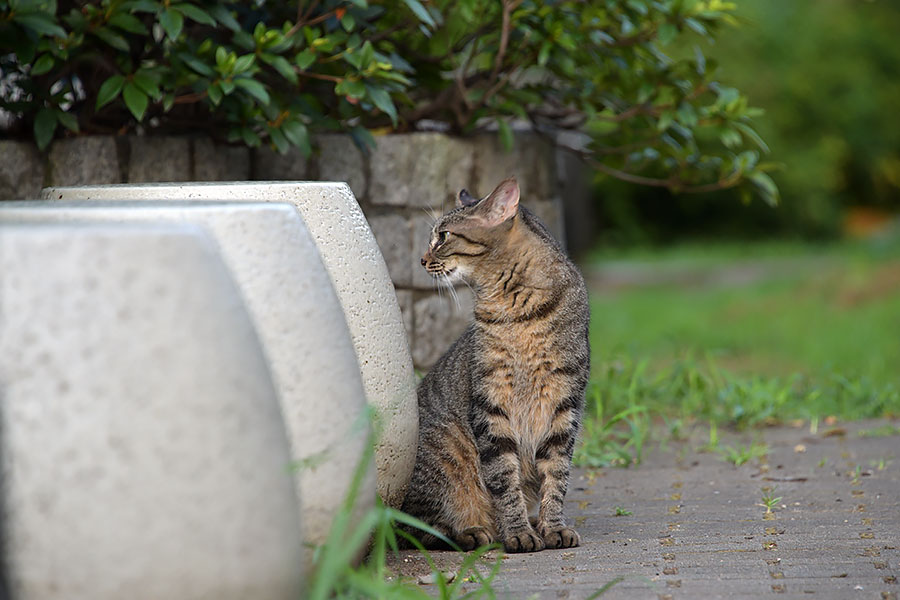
534,427,581,549
474,416,545,553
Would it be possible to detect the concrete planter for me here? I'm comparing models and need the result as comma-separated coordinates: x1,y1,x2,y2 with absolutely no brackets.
40,182,418,508
3,200,374,552
0,222,304,600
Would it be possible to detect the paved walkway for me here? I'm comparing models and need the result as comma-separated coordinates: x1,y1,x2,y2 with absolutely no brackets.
388,420,900,599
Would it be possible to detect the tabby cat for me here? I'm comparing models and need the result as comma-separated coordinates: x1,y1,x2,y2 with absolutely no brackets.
401,177,590,553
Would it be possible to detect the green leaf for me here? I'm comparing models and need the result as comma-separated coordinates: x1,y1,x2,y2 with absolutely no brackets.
282,120,310,154
734,121,770,154
108,12,148,34
270,55,298,85
241,126,261,147
33,107,57,150
94,26,130,51
207,82,223,105
338,79,366,99
162,92,175,112
340,12,355,31
122,81,149,121
268,126,289,154
233,77,270,105
402,0,435,28
295,48,316,70
31,53,54,75
657,110,675,132
497,119,513,152
367,86,397,125
209,4,240,31
159,8,184,40
180,53,214,76
233,54,255,74
173,3,216,26
658,22,678,45
749,171,780,206
96,75,125,109
55,109,79,133
359,40,374,69
14,12,67,38
133,71,160,98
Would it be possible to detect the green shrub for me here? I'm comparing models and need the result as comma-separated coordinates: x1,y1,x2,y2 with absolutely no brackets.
1,0,772,201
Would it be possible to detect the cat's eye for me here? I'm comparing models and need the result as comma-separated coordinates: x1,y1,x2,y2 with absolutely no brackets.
436,231,449,245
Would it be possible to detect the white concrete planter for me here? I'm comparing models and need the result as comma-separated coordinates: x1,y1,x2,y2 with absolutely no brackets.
41,182,418,508
0,222,304,600
2,201,374,553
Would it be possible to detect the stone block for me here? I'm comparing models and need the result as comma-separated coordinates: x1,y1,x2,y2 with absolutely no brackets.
39,182,418,510
0,222,303,600
0,140,45,199
412,289,474,369
316,134,367,200
470,132,556,205
128,136,191,183
253,145,308,180
5,200,372,551
47,136,119,186
526,198,567,247
193,138,251,181
366,212,412,287
369,133,474,208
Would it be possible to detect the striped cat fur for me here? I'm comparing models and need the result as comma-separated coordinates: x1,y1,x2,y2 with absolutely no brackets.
401,177,590,553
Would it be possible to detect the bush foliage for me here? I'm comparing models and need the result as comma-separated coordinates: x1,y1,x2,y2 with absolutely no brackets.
2,0,772,201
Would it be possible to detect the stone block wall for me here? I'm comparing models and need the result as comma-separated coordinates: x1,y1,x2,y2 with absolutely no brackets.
0,132,565,370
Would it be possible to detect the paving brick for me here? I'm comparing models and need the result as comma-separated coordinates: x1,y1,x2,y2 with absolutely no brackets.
48,136,119,186
128,136,190,182
0,140,44,200
387,419,900,599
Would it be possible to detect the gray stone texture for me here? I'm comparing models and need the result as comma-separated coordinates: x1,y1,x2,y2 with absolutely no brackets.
367,211,412,287
369,133,474,208
316,134,367,199
0,140,44,199
193,138,250,181
411,290,474,368
47,136,119,186
253,145,308,181
0,222,304,600
128,136,191,183
470,132,556,204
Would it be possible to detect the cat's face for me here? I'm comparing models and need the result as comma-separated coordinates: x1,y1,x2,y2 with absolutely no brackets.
420,178,520,283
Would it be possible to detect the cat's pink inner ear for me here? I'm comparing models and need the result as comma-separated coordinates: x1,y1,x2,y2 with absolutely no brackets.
479,178,520,226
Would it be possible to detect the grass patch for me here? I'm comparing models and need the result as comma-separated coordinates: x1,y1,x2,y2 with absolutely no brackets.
576,240,900,467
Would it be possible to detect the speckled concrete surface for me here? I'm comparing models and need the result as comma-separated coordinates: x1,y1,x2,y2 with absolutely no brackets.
2,201,372,550
41,182,418,508
0,223,303,600
389,420,900,599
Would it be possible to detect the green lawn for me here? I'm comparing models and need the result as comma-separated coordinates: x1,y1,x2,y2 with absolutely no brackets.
576,238,900,466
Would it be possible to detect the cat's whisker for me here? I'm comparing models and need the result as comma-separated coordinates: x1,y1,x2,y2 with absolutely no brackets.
444,273,461,310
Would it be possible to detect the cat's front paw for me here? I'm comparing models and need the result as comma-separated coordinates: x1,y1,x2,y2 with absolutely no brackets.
503,530,546,553
455,526,494,551
539,525,581,549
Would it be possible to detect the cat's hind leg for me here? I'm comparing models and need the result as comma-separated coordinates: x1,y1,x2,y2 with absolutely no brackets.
401,421,496,550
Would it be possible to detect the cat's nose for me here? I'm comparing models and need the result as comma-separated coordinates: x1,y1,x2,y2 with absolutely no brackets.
420,257,427,266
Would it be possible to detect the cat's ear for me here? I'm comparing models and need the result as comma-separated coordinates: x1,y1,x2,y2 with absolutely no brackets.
475,177,519,226
456,188,479,208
